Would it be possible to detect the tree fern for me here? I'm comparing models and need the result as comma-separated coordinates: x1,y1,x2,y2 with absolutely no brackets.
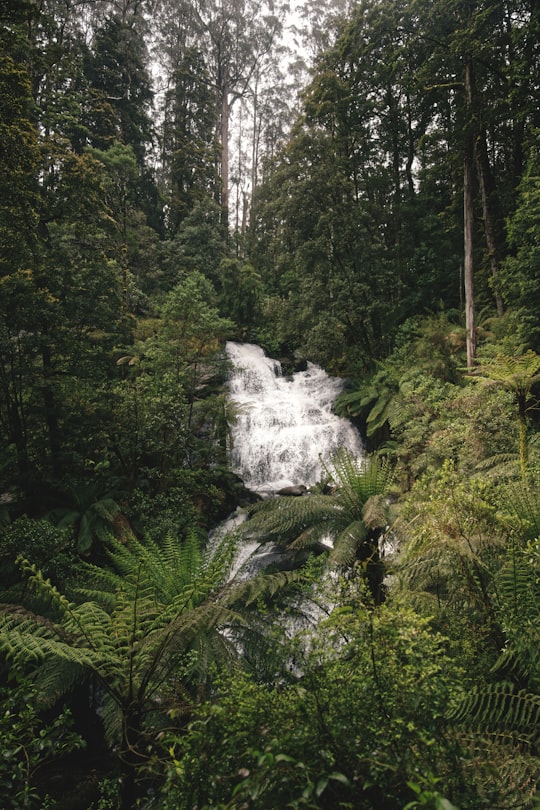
46,481,127,554
502,474,540,545
468,351,540,478
449,536,540,754
492,542,540,691
244,450,396,602
0,530,302,807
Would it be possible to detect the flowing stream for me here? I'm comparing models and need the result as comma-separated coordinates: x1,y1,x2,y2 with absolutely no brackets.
226,342,363,496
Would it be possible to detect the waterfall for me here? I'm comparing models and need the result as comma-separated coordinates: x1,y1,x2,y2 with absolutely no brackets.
226,342,363,495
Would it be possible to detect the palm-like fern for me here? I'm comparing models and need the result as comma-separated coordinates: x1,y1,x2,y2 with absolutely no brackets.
46,480,129,554
0,530,300,806
468,350,540,478
243,450,396,602
449,534,540,753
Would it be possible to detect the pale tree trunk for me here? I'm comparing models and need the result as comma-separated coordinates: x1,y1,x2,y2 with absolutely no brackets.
464,56,505,317
475,128,505,317
220,87,230,228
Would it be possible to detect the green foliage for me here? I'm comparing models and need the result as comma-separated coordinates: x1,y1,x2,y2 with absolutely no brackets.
0,51,39,275
448,536,540,745
157,200,228,293
161,49,219,237
394,461,508,660
336,311,464,435
0,530,301,804
46,482,127,555
0,517,78,591
217,257,263,331
468,350,540,478
0,679,84,809
404,775,458,810
157,271,234,376
338,324,533,485
498,142,540,351
83,17,154,167
397,466,540,804
108,272,234,486
450,682,540,748
159,595,466,810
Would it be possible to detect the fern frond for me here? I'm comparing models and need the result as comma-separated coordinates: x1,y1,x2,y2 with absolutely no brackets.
245,494,339,546
496,552,540,620
100,692,124,745
323,450,396,521
474,454,522,482
362,493,390,529
222,568,303,607
502,475,540,543
490,648,530,683
0,620,105,669
1,527,310,752
328,521,367,569
450,682,540,747
16,558,73,616
470,351,540,387
202,530,239,586
32,658,88,709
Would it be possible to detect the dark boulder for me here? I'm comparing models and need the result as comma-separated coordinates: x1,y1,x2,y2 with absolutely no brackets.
276,484,307,496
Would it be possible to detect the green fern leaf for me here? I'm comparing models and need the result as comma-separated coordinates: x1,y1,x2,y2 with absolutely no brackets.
450,683,540,747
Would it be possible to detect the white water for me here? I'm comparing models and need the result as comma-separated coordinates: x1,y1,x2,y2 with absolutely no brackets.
226,342,363,495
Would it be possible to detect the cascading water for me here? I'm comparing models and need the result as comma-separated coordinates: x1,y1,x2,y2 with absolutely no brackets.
220,341,365,592
226,342,363,495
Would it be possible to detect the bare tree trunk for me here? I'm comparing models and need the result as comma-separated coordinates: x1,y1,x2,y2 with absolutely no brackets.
474,128,505,316
464,57,476,370
464,146,476,371
464,56,505,317
220,87,230,228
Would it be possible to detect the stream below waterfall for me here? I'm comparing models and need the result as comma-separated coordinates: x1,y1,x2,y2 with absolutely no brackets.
225,342,363,496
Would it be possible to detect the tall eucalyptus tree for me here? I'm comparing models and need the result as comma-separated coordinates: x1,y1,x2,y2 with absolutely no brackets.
250,0,463,371
158,0,289,227
411,0,539,363
251,0,539,370
499,143,540,352
161,47,220,235
83,11,154,166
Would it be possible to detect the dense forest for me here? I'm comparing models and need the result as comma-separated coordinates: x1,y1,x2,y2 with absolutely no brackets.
1,0,539,807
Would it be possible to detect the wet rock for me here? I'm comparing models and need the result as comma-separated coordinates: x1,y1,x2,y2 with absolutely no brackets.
276,484,308,496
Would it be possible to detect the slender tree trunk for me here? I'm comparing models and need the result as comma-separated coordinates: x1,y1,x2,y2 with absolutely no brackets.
220,87,230,228
475,130,505,316
464,145,476,370
464,58,476,370
7,399,30,480
464,55,505,316
474,134,506,315
41,342,62,475
358,531,386,607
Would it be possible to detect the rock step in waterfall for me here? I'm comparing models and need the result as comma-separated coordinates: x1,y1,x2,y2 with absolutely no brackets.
226,342,363,496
